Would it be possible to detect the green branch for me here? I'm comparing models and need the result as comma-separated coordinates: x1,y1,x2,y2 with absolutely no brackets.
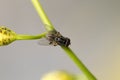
31,0,96,80
31,0,55,31
0,26,47,46
61,46,96,80
16,32,47,40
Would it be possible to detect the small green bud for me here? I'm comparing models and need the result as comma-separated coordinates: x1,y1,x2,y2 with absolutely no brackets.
0,26,16,46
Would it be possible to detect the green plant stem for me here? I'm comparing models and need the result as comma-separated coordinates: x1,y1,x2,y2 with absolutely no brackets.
31,0,96,80
31,0,55,31
16,32,47,40
61,46,96,80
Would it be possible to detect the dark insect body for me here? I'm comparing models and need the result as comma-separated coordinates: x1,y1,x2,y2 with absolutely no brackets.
46,31,71,47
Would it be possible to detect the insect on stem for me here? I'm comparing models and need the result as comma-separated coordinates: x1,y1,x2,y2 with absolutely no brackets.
46,30,71,47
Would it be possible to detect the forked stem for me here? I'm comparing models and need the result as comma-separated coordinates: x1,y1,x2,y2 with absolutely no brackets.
31,0,96,80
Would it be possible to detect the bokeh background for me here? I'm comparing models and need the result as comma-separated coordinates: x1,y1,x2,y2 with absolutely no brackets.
0,0,120,80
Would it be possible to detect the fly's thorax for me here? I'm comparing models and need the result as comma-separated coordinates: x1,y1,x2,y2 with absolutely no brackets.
45,31,58,46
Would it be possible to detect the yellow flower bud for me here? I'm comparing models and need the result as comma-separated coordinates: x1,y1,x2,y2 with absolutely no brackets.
41,70,74,80
0,26,16,46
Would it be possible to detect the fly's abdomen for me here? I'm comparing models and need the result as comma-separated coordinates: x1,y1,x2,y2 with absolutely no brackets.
0,26,16,46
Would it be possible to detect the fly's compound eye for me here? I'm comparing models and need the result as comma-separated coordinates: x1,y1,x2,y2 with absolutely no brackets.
0,26,16,46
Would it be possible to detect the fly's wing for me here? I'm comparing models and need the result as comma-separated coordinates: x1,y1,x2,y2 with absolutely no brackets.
37,37,50,46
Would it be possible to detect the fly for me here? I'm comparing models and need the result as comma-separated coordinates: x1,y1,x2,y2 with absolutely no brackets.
46,31,71,47
38,25,71,47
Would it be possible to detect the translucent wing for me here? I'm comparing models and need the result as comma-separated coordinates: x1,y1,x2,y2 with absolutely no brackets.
37,29,60,46
37,37,50,46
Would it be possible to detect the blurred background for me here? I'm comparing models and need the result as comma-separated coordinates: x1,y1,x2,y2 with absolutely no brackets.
0,0,120,80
